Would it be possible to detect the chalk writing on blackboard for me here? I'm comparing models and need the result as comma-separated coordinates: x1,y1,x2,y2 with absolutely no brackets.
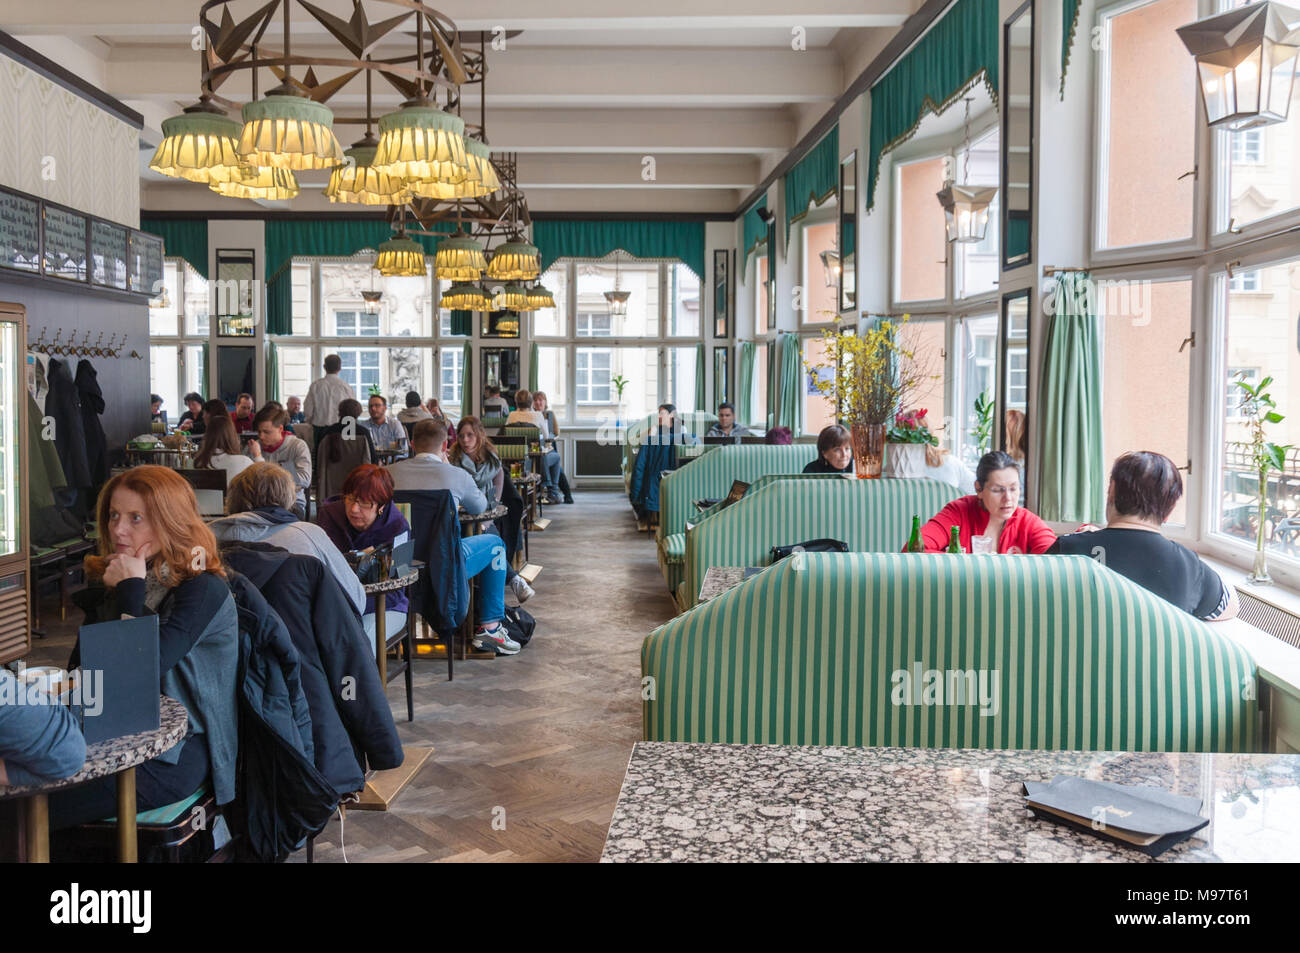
0,190,40,273
43,206,87,281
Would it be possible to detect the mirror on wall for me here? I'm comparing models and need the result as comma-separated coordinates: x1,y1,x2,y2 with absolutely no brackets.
839,152,857,312
481,347,520,410
1002,0,1033,269
714,346,730,405
999,290,1031,491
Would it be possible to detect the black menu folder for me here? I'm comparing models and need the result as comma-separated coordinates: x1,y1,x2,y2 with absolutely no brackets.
75,615,161,745
1022,776,1209,857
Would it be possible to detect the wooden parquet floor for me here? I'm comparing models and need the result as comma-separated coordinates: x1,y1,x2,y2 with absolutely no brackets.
26,489,675,863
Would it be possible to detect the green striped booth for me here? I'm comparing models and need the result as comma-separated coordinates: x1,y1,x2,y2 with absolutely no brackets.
656,444,818,595
677,477,963,611
480,416,509,435
622,412,718,494
642,553,1259,752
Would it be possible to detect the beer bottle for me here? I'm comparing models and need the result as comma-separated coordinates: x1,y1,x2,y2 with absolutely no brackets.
907,516,924,553
947,525,962,554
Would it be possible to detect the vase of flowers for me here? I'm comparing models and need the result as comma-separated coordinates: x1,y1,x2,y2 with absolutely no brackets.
805,314,940,480
1235,374,1293,585
884,408,939,478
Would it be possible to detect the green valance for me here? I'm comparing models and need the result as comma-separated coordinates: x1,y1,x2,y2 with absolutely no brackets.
741,196,768,266
264,217,451,280
784,126,839,244
141,218,209,279
532,218,706,281
866,0,1000,212
1062,0,1082,98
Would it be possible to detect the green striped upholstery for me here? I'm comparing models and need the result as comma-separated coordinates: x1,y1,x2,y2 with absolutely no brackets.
622,412,718,493
504,425,541,438
655,444,818,567
480,416,508,436
680,477,963,610
642,553,1259,752
658,533,687,594
495,440,527,462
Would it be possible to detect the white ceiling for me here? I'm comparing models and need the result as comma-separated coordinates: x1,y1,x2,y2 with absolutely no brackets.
2,0,930,214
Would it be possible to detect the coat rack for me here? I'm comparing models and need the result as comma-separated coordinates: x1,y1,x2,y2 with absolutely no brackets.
28,328,143,359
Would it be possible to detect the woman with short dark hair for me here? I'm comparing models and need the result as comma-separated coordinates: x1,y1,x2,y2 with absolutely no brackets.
913,451,1056,553
804,424,853,473
1048,451,1239,620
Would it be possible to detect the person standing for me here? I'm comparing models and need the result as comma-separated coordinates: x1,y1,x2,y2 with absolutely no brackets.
303,354,356,427
246,406,313,518
360,395,408,451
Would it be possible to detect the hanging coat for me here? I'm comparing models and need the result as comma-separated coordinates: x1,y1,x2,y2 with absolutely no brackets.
73,360,109,489
45,358,91,489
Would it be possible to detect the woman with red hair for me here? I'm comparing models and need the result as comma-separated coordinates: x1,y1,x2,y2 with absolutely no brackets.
51,465,239,826
318,464,517,655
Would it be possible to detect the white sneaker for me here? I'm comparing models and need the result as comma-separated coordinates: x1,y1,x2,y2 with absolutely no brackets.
472,623,521,655
509,575,535,604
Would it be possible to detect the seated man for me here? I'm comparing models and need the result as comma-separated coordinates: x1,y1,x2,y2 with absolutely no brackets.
286,395,306,425
232,392,256,433
706,401,752,439
246,406,313,518
360,394,408,452
482,385,510,418
397,390,433,425
389,419,534,603
1049,451,1239,621
0,667,86,788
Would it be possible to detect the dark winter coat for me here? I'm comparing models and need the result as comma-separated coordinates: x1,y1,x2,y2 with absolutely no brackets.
73,359,109,488
392,488,468,638
45,358,90,488
316,497,411,616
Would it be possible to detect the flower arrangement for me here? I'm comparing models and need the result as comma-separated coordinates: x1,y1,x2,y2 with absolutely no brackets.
887,408,938,446
804,314,938,426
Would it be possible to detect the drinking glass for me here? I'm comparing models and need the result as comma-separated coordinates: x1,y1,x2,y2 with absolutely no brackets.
971,535,995,555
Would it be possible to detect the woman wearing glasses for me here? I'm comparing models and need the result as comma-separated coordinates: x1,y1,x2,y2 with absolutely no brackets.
915,451,1057,554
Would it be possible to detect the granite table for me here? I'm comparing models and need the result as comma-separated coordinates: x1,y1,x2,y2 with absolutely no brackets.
601,743,1300,862
0,696,189,863
697,566,760,605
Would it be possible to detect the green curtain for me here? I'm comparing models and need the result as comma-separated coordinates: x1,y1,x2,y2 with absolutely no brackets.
737,341,755,425
266,341,279,404
694,343,705,413
775,333,802,435
266,265,293,336
766,341,779,430
528,341,539,391
141,218,208,278
461,340,474,417
1062,0,1082,98
866,0,1000,211
1039,272,1105,523
450,310,473,336
532,218,706,281
263,217,452,280
784,127,839,244
740,197,768,284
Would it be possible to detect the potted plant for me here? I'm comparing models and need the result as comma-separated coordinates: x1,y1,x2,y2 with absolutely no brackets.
972,389,994,455
806,315,938,479
884,408,939,478
611,374,629,429
1235,375,1293,584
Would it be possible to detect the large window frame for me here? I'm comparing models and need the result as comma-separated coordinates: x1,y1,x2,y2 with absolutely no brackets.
148,257,210,413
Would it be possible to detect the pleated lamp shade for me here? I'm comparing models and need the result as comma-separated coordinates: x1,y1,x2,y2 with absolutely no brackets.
237,92,345,171
209,165,300,200
325,139,410,205
493,282,532,312
440,282,493,311
485,238,541,281
374,235,427,277
149,103,244,184
372,100,470,188
435,230,488,281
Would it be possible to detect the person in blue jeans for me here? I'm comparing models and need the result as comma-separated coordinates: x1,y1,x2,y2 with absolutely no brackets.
0,667,86,788
318,464,519,656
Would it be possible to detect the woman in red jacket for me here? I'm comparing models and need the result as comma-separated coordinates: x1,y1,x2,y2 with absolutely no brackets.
918,451,1057,554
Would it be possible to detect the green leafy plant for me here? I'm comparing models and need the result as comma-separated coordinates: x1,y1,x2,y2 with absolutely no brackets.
1236,374,1293,580
887,408,938,445
368,384,383,398
804,313,939,425
611,374,628,402
972,390,994,452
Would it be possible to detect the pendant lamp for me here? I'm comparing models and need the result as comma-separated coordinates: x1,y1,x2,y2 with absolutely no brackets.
237,87,344,171
149,96,244,184
440,282,492,311
209,165,300,200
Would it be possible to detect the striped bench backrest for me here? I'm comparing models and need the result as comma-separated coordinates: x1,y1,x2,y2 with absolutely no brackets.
643,552,1259,752
656,444,819,546
681,477,963,609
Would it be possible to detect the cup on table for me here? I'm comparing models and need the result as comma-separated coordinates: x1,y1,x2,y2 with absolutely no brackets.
971,535,994,555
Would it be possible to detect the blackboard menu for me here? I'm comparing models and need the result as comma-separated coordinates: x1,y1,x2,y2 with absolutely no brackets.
42,206,86,281
0,190,40,273
129,230,163,296
91,220,128,289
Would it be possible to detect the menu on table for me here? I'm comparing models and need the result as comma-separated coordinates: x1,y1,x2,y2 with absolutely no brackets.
42,206,87,281
0,189,40,273
91,220,128,289
129,230,163,296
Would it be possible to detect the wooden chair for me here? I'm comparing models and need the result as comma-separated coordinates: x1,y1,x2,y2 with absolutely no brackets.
316,433,373,502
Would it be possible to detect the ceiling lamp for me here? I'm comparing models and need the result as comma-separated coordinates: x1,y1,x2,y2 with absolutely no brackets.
361,290,384,315
604,252,630,315
1177,2,1300,131
486,236,541,280
495,314,520,335
493,282,532,311
819,249,841,288
375,232,426,277
526,284,556,310
465,139,502,196
373,99,470,188
440,282,492,311
326,134,411,206
210,164,299,200
936,98,997,244
435,228,488,280
149,97,244,184
237,88,344,171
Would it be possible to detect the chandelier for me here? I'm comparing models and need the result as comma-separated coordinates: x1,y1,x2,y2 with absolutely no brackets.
936,98,997,244
605,252,630,316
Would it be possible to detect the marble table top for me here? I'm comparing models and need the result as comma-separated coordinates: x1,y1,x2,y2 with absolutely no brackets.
697,566,758,604
460,503,508,524
512,472,541,485
0,696,189,799
363,567,422,594
601,743,1300,863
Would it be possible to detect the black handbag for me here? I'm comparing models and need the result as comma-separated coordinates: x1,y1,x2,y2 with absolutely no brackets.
769,538,849,563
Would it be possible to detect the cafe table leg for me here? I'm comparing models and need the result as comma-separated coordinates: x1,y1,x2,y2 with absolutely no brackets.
375,591,388,685
25,794,50,863
116,768,137,863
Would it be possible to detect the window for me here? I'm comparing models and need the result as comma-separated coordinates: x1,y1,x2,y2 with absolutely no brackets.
667,346,699,412
800,220,838,324
1221,93,1300,231
955,314,998,468
149,261,180,336
955,126,1000,299
894,155,948,302
801,335,836,435
148,259,210,410
440,346,463,413
333,310,380,336
533,265,566,337
275,345,313,408
906,319,948,444
577,313,613,337
286,262,312,337
1097,0,1198,250
150,344,180,422
576,348,613,404
755,254,769,336
1225,366,1260,420
751,342,770,429
338,348,381,397
535,346,568,421
668,264,701,336
575,260,659,336
1231,130,1263,165
1228,269,1261,292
